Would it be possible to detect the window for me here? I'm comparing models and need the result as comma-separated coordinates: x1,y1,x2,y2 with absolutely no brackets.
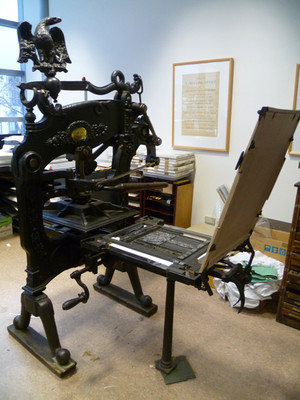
0,0,25,136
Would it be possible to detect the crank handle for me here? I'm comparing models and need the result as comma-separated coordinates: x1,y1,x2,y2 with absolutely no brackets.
62,292,88,310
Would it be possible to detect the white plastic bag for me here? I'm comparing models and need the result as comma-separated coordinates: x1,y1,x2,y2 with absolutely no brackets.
213,251,284,309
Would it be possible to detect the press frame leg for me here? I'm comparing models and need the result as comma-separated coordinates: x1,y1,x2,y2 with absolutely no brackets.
94,265,157,317
8,290,76,377
96,266,115,286
127,265,153,307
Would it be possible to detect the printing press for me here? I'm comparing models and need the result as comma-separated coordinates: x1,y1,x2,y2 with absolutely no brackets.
7,17,300,384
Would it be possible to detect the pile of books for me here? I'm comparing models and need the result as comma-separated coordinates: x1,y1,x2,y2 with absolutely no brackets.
131,150,195,180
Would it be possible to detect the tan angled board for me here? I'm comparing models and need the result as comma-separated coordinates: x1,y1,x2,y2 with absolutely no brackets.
200,107,300,274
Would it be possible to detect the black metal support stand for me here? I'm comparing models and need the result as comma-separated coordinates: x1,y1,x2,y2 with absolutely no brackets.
7,291,76,377
94,265,158,317
155,279,195,384
127,266,154,308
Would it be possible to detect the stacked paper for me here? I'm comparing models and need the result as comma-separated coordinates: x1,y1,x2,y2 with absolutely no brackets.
131,150,195,180
0,135,23,165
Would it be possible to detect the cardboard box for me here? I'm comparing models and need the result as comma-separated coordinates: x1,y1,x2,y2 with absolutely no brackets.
0,212,13,239
251,219,290,263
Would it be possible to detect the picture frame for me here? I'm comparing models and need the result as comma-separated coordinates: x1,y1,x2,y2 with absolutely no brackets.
172,58,234,152
289,63,300,155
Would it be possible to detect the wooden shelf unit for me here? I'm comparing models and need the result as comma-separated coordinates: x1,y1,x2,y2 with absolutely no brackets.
140,177,193,228
276,182,300,330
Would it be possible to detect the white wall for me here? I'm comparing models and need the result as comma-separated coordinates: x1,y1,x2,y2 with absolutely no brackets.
25,0,300,224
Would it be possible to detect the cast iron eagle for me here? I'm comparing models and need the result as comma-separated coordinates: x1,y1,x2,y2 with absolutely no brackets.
17,16,71,75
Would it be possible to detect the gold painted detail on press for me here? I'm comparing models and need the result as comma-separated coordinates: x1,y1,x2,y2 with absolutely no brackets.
71,126,87,141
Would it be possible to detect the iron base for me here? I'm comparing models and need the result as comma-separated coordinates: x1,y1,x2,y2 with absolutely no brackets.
93,282,158,317
155,355,196,385
7,325,76,377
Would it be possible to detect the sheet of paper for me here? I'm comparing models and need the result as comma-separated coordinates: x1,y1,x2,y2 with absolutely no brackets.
109,243,173,268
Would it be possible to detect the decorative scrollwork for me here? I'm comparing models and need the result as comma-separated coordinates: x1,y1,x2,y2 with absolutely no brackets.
91,123,108,138
46,131,71,147
46,121,108,147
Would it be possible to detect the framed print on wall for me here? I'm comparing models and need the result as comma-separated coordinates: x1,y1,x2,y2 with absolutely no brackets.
172,58,234,152
289,63,300,155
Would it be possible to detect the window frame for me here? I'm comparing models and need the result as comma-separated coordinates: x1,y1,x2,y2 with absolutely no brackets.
0,0,25,138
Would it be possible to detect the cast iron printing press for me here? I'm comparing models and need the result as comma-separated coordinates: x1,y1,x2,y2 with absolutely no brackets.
7,17,300,384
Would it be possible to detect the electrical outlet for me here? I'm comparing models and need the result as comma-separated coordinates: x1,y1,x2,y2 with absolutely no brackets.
205,216,216,226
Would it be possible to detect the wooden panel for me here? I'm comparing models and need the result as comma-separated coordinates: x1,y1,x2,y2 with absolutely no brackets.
285,290,300,306
174,183,193,228
278,309,300,330
277,183,300,329
140,178,193,228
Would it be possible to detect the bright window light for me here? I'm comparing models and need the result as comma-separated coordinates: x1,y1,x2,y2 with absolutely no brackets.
0,26,20,70
0,0,19,21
